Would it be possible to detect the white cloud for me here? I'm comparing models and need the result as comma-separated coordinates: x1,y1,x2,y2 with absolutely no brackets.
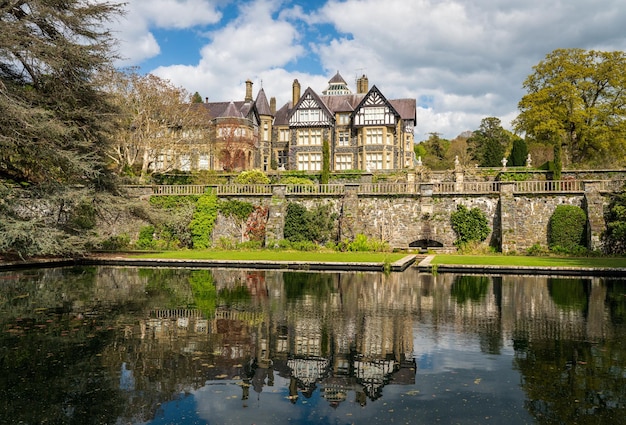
110,0,626,139
111,0,223,65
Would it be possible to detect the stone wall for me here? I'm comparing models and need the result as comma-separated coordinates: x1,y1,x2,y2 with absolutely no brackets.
176,182,613,253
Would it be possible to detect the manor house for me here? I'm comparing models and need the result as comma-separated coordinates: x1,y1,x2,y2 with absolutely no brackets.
154,72,417,173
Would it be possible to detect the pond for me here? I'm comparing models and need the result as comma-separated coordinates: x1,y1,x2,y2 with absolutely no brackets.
1,266,626,424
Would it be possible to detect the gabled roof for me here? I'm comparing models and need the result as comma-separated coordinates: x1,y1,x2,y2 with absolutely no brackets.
351,85,404,119
288,86,335,123
220,101,243,118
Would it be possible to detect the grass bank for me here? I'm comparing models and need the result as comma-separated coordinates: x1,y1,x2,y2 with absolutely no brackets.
131,249,408,263
430,254,626,268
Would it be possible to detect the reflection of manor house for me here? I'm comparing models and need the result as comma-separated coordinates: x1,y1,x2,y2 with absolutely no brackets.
152,72,416,172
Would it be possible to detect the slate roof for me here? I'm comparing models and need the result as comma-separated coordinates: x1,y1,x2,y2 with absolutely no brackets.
273,91,416,125
328,71,347,85
255,88,272,116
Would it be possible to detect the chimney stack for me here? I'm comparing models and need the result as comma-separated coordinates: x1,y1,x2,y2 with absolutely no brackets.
245,79,253,102
270,97,276,115
292,79,301,106
357,74,369,94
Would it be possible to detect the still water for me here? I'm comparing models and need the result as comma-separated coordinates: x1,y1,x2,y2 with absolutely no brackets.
1,266,626,424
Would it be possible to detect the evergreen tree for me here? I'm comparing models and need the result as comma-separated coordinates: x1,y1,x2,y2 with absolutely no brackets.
321,139,330,184
467,117,511,167
191,91,203,103
0,0,123,257
508,137,528,166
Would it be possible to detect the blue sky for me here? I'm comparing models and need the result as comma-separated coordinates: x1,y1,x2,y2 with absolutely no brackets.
110,0,626,139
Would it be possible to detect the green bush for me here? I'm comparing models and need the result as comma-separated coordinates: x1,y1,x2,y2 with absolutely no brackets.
218,200,255,222
282,176,315,185
603,190,626,254
548,205,587,252
284,202,308,243
290,240,318,251
345,234,390,252
284,202,337,244
100,234,130,251
136,225,156,249
189,192,218,249
450,204,490,246
234,169,270,184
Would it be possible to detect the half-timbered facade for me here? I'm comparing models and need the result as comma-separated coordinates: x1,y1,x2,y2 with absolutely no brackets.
150,73,415,173
274,72,416,172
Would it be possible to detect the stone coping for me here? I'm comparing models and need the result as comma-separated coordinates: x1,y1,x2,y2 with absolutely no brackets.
0,254,418,273
416,255,626,277
3,254,624,276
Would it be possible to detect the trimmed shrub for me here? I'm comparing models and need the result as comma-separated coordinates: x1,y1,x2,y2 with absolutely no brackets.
450,204,490,246
548,205,587,252
234,169,270,184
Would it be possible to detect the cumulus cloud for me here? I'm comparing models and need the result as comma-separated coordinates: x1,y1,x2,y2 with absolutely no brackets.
111,0,223,65
109,0,626,138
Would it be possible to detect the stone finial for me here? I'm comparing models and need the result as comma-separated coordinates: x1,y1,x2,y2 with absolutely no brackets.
501,157,508,169
416,156,422,166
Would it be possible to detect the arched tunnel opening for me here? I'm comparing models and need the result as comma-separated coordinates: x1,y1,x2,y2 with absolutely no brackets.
409,239,444,250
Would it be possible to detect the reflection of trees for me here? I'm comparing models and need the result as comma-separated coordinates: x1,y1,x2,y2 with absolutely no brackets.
7,267,626,423
548,278,590,313
514,339,626,424
451,275,490,304
605,280,626,324
283,271,334,299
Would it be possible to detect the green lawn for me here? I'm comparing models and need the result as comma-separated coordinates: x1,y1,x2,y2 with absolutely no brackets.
131,250,408,263
431,254,626,268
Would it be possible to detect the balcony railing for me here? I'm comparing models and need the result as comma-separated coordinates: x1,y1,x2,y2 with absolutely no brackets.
122,179,624,197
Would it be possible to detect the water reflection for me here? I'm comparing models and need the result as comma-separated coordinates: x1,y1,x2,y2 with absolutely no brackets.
1,266,626,424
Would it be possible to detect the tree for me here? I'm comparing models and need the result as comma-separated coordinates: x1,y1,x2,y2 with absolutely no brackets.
514,48,626,168
508,137,528,167
102,69,209,177
603,189,626,255
467,117,510,167
191,91,203,103
0,0,123,257
416,132,451,169
321,139,330,184
0,0,122,185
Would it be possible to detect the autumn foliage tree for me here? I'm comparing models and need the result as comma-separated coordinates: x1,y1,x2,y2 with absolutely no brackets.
102,69,209,177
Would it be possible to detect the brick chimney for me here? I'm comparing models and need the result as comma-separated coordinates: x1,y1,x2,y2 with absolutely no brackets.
292,79,301,106
357,74,369,94
245,79,253,102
